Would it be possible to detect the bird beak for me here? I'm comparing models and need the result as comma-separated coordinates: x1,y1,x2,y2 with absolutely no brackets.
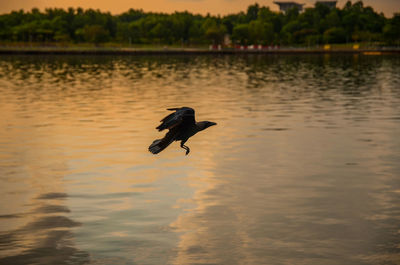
209,122,217,127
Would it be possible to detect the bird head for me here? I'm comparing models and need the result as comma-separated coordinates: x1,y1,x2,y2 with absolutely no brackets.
197,121,217,131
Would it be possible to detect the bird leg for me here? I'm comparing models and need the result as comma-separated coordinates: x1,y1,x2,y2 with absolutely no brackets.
180,141,190,155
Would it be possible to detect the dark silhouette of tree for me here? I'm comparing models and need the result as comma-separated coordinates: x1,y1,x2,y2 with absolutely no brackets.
384,13,400,45
0,1,396,46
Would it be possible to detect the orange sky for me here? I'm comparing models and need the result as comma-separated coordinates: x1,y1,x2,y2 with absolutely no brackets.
0,0,398,16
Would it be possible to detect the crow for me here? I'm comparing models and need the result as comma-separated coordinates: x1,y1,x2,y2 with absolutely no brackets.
149,107,216,155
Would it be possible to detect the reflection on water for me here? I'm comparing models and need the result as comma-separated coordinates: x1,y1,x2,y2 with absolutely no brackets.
0,54,400,265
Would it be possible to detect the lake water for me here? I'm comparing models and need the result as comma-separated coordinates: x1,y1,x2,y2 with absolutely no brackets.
0,54,399,265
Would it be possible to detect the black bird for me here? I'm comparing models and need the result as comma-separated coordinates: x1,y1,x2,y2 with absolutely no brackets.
149,107,217,155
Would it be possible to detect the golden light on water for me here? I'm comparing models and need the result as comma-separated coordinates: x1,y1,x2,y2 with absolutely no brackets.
0,55,400,264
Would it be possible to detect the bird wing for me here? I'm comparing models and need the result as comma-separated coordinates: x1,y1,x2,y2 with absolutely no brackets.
156,107,196,131
148,129,176,154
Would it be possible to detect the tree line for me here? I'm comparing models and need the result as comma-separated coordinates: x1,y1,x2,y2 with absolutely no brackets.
0,1,399,46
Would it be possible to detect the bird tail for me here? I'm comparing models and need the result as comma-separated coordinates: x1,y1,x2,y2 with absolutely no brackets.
148,133,174,154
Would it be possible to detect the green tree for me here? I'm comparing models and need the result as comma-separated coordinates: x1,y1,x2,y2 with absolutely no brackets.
281,20,302,44
247,20,274,44
383,13,400,45
128,21,142,43
324,27,346,43
0,2,392,46
82,24,110,44
246,4,259,22
232,24,249,44
202,18,226,44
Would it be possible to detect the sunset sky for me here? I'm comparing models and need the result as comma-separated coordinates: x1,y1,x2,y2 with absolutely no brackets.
0,0,399,17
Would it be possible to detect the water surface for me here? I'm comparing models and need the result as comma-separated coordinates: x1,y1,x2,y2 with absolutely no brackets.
0,54,400,265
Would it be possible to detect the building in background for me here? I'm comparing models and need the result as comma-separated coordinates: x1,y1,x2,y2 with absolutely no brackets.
273,1,305,13
315,1,337,8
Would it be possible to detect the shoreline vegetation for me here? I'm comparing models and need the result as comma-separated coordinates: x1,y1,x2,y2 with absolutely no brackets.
1,45,400,55
0,1,399,53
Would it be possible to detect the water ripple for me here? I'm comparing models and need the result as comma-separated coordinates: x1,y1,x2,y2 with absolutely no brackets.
0,54,399,265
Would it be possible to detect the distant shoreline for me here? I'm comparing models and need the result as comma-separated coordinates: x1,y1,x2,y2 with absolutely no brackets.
1,47,399,55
